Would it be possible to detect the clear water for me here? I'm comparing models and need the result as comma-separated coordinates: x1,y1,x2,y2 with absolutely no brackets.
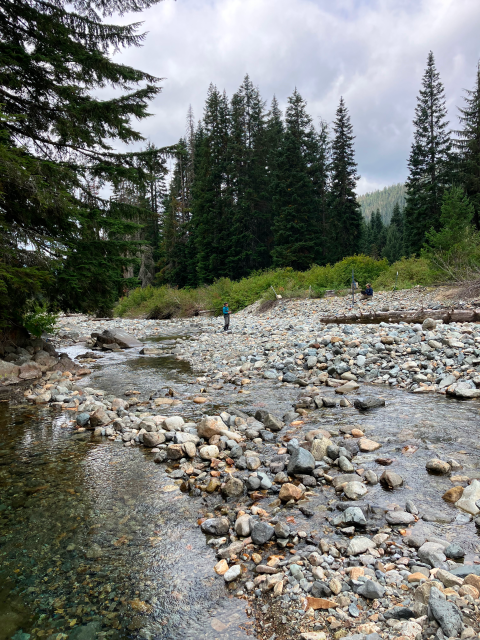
2,334,480,639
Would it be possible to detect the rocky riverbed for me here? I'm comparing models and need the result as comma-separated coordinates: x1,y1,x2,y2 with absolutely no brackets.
2,288,480,640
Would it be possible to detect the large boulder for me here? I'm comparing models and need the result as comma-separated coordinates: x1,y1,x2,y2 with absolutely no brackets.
428,586,463,638
18,361,42,380
0,360,20,384
98,329,142,349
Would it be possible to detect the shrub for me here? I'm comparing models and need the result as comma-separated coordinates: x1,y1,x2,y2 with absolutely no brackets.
372,257,436,289
23,303,58,337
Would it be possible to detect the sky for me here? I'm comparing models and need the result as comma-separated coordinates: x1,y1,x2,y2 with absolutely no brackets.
112,0,480,194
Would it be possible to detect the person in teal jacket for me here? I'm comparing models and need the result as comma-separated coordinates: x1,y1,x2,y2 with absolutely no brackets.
223,303,231,331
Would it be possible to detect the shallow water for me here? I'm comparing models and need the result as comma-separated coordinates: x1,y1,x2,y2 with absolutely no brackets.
0,337,251,640
2,333,480,639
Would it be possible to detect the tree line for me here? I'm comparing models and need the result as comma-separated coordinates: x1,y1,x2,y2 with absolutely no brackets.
1,0,480,324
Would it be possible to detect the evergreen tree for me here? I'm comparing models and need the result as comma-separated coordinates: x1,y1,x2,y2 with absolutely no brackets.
192,86,231,284
455,62,480,229
271,90,317,270
264,96,284,258
309,119,330,265
327,97,362,262
227,75,270,277
0,0,164,320
404,51,452,254
383,225,403,264
388,201,405,256
424,186,475,252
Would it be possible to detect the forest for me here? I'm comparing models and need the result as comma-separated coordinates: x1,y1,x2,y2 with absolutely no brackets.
1,0,480,326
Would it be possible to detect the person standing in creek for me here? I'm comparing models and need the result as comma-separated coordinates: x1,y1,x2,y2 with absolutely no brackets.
223,302,231,331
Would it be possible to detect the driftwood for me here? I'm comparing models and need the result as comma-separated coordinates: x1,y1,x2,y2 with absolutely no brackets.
316,308,480,325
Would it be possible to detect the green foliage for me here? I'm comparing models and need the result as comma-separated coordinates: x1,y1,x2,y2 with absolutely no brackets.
327,97,363,262
455,63,480,229
0,0,164,325
358,183,406,223
23,303,59,337
405,51,453,255
372,257,436,289
115,255,390,318
424,187,475,253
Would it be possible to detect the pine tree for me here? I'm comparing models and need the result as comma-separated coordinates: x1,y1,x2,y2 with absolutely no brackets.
404,51,452,254
264,96,284,259
388,202,405,255
327,97,362,262
227,75,270,277
383,225,403,264
0,0,164,321
271,89,317,270
455,62,480,229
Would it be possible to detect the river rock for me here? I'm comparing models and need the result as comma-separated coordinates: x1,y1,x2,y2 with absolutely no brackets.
99,328,142,349
199,445,220,460
347,536,376,556
354,396,385,410
358,437,381,452
422,318,437,330
197,416,228,439
426,458,451,474
364,470,378,484
287,447,315,475
143,432,166,447
222,476,244,497
418,541,447,568
379,470,403,489
344,481,367,500
357,579,385,599
444,543,465,559
443,486,464,503
163,416,185,431
386,510,415,525
0,360,20,383
182,441,196,457
279,483,304,502
311,436,333,461
455,479,480,515
251,521,274,545
262,413,284,432
166,444,183,460
76,412,90,427
235,515,252,536
201,517,230,536
428,586,463,638
89,407,109,427
223,564,241,582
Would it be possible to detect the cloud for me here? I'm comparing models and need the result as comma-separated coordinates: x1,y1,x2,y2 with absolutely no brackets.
111,0,480,193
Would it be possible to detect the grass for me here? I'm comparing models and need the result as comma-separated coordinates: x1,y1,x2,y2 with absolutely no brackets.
114,254,438,319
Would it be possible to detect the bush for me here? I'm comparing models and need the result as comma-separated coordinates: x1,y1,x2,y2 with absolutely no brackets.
372,257,436,289
114,255,391,318
23,303,58,337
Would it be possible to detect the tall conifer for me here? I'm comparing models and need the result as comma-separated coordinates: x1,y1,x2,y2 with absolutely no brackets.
327,97,362,262
404,52,452,254
271,89,317,269
455,63,480,229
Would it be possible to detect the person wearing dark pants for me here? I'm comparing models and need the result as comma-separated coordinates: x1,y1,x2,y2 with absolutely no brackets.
223,303,231,331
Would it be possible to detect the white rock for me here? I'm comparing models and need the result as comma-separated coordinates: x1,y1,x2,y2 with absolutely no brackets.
455,479,480,515
223,564,241,582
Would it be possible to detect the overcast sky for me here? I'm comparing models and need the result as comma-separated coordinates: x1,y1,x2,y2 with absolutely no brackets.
113,0,480,194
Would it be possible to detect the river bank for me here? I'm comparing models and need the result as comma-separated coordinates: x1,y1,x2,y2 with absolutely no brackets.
2,289,480,640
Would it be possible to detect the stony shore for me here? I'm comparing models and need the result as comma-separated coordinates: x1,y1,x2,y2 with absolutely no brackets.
2,287,480,640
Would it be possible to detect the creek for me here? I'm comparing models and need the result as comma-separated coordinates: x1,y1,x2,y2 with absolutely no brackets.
1,330,480,640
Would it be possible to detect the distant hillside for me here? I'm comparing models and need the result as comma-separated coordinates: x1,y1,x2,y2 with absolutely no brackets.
358,183,406,224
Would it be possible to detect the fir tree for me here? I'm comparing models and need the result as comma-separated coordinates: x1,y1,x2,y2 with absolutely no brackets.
227,75,270,277
383,225,403,264
271,89,317,270
455,62,480,229
404,51,452,254
327,97,362,262
309,119,330,265
0,0,164,320
192,86,231,284
264,96,284,258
